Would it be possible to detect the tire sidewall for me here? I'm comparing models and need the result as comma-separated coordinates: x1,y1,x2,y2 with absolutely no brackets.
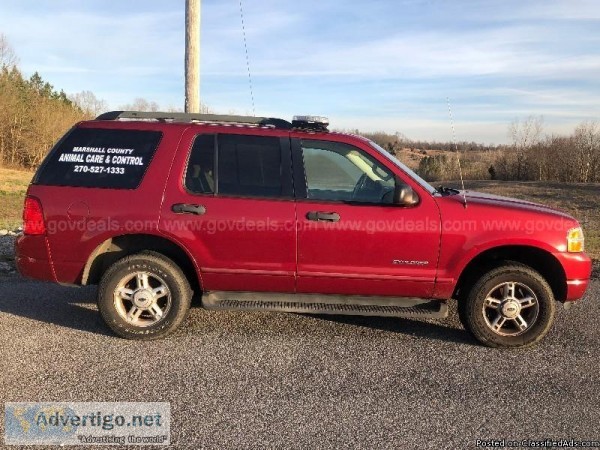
98,255,190,339
465,267,555,348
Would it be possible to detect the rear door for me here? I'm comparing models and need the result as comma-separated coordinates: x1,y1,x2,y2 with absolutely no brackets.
293,135,441,298
160,127,297,293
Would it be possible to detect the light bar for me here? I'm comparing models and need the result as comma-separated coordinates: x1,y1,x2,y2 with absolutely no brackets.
292,115,329,131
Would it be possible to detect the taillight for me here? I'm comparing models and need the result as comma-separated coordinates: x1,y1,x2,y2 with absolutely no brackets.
23,196,46,235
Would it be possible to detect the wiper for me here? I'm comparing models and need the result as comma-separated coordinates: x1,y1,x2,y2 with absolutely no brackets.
436,185,460,195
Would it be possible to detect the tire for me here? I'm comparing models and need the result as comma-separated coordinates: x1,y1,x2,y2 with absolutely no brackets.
458,262,556,348
98,252,192,340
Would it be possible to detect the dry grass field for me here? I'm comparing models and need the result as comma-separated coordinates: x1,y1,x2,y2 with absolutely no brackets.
0,167,33,230
0,167,598,258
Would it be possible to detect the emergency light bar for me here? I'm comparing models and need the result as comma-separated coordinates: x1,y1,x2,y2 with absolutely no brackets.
292,115,329,131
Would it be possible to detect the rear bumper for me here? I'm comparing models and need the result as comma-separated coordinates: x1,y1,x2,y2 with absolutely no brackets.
554,252,592,301
15,235,56,282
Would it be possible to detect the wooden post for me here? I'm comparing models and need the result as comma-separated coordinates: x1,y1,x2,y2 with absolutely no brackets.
185,0,200,113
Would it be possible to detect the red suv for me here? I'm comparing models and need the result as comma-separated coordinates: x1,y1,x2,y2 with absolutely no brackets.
16,111,592,347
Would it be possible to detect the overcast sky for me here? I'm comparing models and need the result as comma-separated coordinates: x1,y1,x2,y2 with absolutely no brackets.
2,0,599,143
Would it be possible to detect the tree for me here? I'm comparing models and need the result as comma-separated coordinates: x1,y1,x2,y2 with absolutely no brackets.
503,116,544,180
0,33,18,68
120,98,160,112
70,90,108,117
573,121,600,183
0,64,87,167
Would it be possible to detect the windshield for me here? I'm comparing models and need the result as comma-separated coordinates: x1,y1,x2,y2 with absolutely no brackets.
367,140,437,195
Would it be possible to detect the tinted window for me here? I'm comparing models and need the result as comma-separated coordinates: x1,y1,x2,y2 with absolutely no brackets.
301,140,396,204
217,135,282,198
35,128,162,189
185,134,215,194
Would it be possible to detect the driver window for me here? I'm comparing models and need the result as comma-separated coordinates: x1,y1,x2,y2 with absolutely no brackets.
301,140,396,204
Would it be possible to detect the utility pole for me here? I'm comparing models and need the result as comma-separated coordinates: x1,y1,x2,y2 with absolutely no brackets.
185,0,200,113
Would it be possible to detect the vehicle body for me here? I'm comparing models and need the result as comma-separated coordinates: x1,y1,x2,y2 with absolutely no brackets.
16,111,592,347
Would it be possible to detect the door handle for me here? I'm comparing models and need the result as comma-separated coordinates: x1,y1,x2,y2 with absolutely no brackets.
172,203,206,215
306,211,340,222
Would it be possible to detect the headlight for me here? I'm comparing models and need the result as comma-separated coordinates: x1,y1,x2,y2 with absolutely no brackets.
567,227,585,253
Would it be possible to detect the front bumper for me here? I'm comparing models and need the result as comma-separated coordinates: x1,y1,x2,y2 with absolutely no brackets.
566,278,590,301
554,251,592,301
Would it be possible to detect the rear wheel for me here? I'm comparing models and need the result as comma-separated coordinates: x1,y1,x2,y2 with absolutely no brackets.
98,252,192,340
459,263,555,348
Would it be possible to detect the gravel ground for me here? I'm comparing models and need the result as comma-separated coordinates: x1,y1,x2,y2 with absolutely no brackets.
0,268,598,449
0,236,17,276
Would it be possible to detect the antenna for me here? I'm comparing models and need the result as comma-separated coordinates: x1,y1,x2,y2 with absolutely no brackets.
446,97,467,208
239,0,256,116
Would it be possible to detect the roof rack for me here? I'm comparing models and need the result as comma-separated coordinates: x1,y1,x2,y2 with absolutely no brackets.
95,111,293,130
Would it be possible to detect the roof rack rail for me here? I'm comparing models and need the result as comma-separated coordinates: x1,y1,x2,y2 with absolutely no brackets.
95,111,293,130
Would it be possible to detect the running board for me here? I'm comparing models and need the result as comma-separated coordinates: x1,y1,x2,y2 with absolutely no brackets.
202,291,448,319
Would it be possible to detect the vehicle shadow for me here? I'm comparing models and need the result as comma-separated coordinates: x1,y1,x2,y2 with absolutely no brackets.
0,276,112,336
1,275,477,345
305,312,477,346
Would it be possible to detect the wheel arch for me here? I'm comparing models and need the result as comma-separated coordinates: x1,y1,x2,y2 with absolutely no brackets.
82,233,202,295
453,245,567,303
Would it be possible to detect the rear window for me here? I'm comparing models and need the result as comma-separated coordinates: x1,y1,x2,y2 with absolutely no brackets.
35,128,162,189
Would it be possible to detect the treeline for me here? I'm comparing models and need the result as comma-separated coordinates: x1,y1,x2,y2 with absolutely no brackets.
0,66,90,167
493,119,600,183
0,34,184,169
360,117,600,183
355,130,502,154
409,140,501,153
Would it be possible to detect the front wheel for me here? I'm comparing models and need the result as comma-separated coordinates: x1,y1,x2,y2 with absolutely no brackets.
98,252,192,340
459,263,556,348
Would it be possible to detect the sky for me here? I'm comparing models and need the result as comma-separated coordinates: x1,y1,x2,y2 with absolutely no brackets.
1,0,599,144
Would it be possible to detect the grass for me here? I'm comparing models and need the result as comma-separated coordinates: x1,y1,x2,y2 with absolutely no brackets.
0,167,33,230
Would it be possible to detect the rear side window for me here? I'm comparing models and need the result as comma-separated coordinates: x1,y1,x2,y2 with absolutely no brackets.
185,134,284,198
218,135,282,198
35,128,162,189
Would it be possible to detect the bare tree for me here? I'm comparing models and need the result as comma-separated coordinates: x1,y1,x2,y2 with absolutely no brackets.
573,121,600,183
508,116,544,180
0,33,18,68
165,103,211,113
120,99,212,114
70,90,108,117
509,115,543,149
120,98,160,112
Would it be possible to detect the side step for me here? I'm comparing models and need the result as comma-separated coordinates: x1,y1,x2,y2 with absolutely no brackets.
202,291,448,319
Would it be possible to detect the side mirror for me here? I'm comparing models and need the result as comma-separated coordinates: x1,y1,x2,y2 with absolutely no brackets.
394,183,419,206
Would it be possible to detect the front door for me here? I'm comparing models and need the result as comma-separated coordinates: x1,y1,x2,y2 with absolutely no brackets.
160,128,296,293
293,137,441,298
